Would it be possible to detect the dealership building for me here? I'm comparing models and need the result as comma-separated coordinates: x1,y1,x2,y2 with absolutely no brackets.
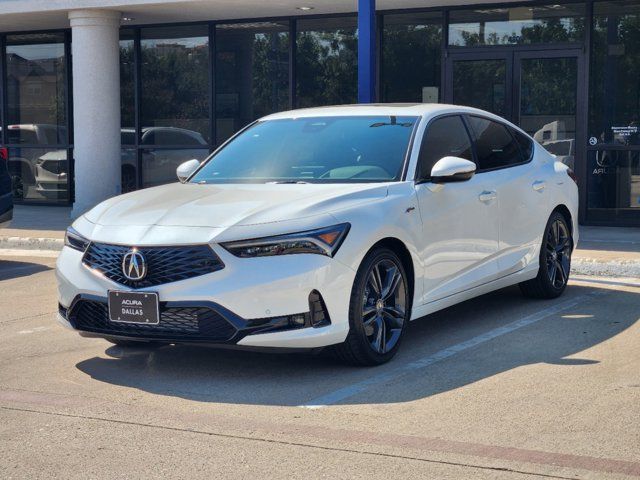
0,0,638,225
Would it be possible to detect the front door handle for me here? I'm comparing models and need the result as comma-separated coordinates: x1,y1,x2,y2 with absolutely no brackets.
532,180,546,192
478,190,497,203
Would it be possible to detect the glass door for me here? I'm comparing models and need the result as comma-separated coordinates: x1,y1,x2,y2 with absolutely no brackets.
445,53,512,119
446,49,586,219
514,51,584,172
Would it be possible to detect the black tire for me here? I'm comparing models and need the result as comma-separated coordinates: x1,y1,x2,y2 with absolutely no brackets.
11,175,24,200
519,211,573,299
333,247,410,366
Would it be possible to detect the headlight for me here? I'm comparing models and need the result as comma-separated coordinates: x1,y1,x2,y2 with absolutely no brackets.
64,227,90,252
221,223,350,258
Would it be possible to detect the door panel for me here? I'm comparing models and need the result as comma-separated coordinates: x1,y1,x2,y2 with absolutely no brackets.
447,49,583,276
499,53,581,275
492,163,549,275
415,177,500,303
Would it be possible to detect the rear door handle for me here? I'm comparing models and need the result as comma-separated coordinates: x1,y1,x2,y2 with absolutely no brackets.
478,190,497,203
532,180,546,192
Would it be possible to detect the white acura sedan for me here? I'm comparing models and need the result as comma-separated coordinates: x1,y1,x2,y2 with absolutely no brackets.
56,104,578,365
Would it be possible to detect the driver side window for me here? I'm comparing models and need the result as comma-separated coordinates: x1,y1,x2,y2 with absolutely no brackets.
416,115,474,181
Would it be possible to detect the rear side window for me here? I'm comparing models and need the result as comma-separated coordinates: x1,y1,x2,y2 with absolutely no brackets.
7,129,38,144
511,127,534,161
467,116,523,171
416,115,474,181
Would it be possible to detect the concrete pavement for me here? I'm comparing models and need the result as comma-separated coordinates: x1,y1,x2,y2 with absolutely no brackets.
1,253,639,479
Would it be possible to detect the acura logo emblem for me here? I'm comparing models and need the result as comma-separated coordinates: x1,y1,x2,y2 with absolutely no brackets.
122,250,147,281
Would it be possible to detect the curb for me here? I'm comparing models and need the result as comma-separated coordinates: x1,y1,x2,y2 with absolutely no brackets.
571,258,640,278
0,236,64,251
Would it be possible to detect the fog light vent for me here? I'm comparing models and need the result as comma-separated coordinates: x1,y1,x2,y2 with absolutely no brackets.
289,314,307,327
308,290,331,328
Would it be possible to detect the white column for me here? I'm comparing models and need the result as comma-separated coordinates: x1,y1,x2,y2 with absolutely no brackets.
69,9,121,217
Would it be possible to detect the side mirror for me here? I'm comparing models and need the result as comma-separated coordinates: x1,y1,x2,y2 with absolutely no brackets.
176,159,200,183
430,156,476,183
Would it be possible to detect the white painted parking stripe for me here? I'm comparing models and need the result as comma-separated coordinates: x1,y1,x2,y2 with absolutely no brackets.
0,249,60,258
301,292,604,409
571,275,640,288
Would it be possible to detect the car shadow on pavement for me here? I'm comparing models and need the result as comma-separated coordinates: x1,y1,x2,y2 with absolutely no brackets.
75,283,638,406
0,259,52,281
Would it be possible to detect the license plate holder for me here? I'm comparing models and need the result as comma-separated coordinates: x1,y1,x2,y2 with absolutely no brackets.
108,291,159,325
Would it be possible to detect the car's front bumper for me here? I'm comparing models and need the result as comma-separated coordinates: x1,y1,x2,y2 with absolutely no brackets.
56,244,355,349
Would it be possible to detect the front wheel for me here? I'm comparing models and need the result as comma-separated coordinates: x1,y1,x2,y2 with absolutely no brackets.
519,212,573,299
333,247,410,366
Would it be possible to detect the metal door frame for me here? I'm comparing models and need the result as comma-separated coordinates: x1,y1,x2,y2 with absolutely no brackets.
445,46,587,222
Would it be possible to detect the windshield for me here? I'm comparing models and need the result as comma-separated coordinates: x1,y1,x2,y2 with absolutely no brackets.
191,116,418,184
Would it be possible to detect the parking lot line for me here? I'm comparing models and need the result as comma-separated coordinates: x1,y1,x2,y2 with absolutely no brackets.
301,291,605,409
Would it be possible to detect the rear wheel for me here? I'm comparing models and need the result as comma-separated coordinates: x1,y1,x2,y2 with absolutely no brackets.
519,211,572,299
333,247,410,366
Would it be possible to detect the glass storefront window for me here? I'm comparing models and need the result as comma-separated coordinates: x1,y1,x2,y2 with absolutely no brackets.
5,33,67,145
452,59,507,116
519,57,578,169
7,147,68,202
589,1,640,146
215,22,290,144
140,26,210,144
141,148,210,188
381,12,442,103
296,17,357,108
120,29,135,145
121,148,137,193
449,4,585,46
588,150,640,215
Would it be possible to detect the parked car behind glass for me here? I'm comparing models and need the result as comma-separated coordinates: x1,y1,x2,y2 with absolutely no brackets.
31,126,209,196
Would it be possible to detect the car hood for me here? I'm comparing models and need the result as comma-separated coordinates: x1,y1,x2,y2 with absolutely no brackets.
84,182,389,229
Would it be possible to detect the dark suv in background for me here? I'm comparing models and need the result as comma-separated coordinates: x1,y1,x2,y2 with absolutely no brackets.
0,147,13,226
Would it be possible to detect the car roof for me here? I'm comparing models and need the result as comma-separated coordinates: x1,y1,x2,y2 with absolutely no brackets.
261,103,501,121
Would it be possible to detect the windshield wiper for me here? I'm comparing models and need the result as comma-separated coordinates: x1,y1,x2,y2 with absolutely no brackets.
267,180,310,184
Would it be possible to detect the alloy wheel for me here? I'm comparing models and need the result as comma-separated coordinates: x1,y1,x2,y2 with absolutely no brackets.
545,219,572,289
361,258,407,354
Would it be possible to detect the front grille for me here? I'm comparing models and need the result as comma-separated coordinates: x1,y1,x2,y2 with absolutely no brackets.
82,243,224,288
69,300,236,342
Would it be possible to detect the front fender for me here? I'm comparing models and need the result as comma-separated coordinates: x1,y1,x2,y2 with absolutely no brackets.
330,182,424,309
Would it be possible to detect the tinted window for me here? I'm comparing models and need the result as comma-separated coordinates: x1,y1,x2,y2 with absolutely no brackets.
192,116,417,184
140,26,210,143
216,22,290,144
142,148,210,188
448,3,585,46
590,1,640,146
511,128,534,160
120,29,135,144
468,117,522,171
296,17,358,108
417,116,473,180
453,60,507,117
381,12,442,102
5,33,67,145
142,129,204,146
121,130,136,145
7,128,38,144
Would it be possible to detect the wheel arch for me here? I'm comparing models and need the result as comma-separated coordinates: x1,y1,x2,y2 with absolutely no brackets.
551,204,574,243
366,237,415,311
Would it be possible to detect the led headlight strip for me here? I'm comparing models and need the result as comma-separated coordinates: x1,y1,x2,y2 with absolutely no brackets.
221,223,350,258
64,227,90,252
